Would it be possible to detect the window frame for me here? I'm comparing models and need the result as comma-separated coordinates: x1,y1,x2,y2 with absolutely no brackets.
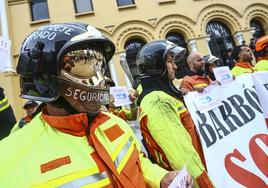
29,0,49,22
116,0,135,7
73,0,94,14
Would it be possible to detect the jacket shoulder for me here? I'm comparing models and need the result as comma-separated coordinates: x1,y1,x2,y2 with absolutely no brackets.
0,113,45,164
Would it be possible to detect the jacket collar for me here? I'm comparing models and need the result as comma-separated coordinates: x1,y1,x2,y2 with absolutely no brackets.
41,109,109,137
235,61,253,69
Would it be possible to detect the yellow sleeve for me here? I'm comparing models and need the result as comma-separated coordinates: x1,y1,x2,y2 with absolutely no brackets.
146,97,205,179
124,117,168,188
139,153,167,188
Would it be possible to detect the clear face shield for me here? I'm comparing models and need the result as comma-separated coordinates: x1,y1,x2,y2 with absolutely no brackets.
165,46,186,63
57,48,110,114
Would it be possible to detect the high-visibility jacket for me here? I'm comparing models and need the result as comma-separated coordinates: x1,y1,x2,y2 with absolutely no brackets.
10,115,33,134
139,91,214,188
0,87,16,140
231,62,256,76
0,111,167,188
180,75,211,92
137,83,206,168
255,60,268,71
177,104,206,169
109,105,138,122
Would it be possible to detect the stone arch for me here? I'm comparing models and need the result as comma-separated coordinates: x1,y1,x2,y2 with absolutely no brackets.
197,4,242,35
244,3,268,30
112,20,155,52
97,28,114,41
156,14,195,39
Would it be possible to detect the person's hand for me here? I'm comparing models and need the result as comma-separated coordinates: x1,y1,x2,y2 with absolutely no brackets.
211,80,221,86
179,88,188,95
128,89,139,103
193,86,205,93
109,95,115,108
100,105,108,112
160,171,194,188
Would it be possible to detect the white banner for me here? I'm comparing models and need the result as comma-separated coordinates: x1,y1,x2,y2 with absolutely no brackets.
184,73,268,188
252,71,268,125
0,36,11,72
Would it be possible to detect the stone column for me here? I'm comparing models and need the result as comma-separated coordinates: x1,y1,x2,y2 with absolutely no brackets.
188,40,197,52
233,32,244,45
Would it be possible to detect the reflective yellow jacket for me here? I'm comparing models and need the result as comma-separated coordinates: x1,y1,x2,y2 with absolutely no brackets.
231,62,256,76
139,91,213,188
255,60,268,71
0,111,167,188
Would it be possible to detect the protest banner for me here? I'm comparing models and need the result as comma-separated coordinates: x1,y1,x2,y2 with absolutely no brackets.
252,71,268,126
184,73,268,188
0,37,11,72
110,86,132,107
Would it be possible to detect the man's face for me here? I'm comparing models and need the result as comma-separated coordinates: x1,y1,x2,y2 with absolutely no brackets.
208,63,217,73
166,54,177,81
239,46,253,62
191,53,205,72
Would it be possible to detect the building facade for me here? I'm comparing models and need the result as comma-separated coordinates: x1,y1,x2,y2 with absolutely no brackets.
1,0,268,118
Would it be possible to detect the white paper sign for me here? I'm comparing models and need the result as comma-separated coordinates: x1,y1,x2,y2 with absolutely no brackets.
184,74,268,188
168,166,188,188
0,37,11,72
110,86,132,107
193,85,222,112
213,66,233,85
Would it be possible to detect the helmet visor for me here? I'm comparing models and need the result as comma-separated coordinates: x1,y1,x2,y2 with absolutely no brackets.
60,48,106,88
166,46,186,63
61,49,105,78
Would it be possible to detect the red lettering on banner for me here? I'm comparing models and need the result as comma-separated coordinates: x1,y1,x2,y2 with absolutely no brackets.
224,134,268,188
249,134,268,177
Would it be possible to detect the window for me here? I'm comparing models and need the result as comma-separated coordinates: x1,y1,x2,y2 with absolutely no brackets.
117,0,135,7
74,0,94,13
30,0,49,21
166,32,189,78
250,19,265,39
206,21,235,61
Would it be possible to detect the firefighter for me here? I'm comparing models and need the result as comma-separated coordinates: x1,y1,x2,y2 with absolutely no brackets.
180,52,212,92
136,40,214,188
0,87,16,140
0,23,193,188
231,45,255,76
204,55,220,81
255,35,268,71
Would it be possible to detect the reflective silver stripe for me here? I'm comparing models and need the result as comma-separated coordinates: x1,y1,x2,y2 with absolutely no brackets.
177,105,186,113
114,137,133,167
57,171,108,188
0,98,9,112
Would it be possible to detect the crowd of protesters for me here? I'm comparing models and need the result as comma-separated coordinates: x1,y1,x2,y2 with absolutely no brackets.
0,21,267,187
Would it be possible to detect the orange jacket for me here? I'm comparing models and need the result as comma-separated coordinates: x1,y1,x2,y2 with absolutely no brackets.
180,75,211,92
0,111,167,187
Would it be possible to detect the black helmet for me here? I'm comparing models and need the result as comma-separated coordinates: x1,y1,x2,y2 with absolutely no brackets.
17,23,115,113
136,40,185,79
23,100,38,109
